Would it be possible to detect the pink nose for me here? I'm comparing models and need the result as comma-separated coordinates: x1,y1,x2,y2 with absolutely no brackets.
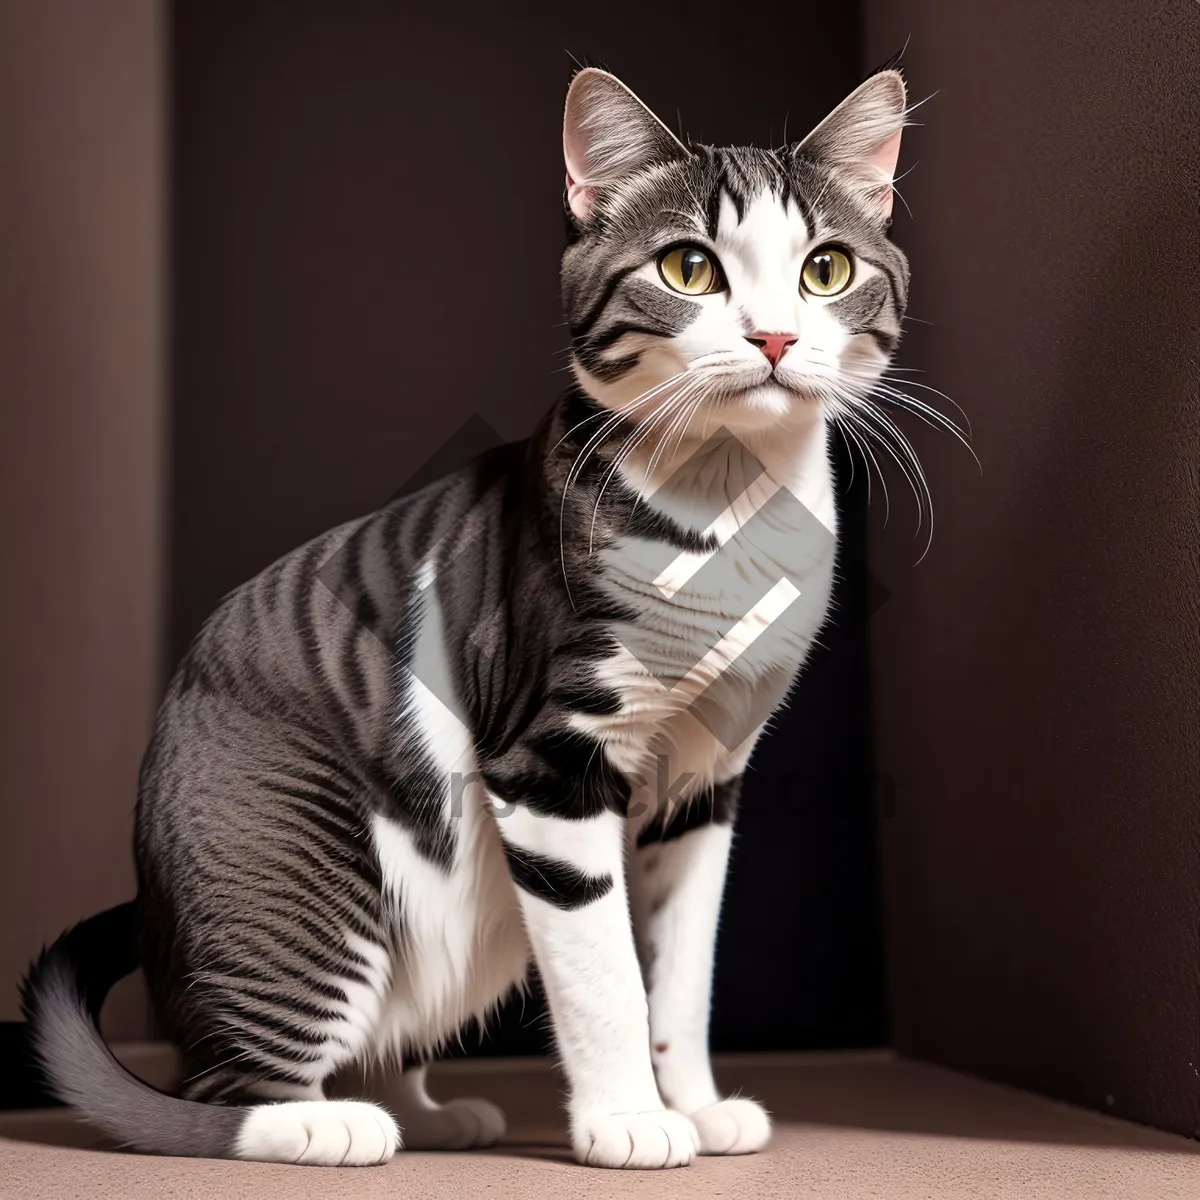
746,332,798,368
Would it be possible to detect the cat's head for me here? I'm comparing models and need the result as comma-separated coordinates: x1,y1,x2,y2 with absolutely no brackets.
561,68,909,443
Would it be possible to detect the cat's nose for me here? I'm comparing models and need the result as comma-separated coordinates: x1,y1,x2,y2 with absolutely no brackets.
745,332,798,368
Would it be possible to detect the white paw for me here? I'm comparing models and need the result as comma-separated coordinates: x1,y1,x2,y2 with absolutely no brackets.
576,1110,699,1169
398,1097,507,1150
689,1098,771,1155
235,1100,399,1166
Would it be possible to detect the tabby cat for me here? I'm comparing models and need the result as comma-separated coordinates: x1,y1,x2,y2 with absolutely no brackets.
22,65,910,1169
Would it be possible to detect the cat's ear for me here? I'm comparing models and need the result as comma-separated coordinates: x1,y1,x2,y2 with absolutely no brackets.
795,69,908,219
563,68,689,224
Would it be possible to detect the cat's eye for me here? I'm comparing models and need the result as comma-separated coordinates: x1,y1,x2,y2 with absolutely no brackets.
657,246,723,296
801,246,854,297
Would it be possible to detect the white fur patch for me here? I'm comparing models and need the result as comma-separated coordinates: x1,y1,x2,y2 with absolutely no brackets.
235,1100,399,1166
578,1109,699,1169
690,1098,772,1156
367,580,529,1061
497,805,622,876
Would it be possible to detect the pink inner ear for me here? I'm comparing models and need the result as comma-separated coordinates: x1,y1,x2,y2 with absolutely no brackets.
867,129,903,216
563,134,594,222
565,169,594,223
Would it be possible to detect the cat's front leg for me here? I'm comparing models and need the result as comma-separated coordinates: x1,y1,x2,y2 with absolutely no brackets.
631,776,772,1156
494,802,698,1169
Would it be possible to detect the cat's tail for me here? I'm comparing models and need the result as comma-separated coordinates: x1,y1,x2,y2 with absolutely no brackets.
19,901,245,1158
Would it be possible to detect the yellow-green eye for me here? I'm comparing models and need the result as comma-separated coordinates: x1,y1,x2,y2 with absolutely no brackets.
657,246,722,296
801,246,854,297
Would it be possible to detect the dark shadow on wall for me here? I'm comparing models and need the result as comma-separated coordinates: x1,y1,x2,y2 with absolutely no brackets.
864,0,1200,1140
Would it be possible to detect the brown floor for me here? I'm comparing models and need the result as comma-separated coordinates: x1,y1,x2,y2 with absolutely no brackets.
2,1051,1198,1199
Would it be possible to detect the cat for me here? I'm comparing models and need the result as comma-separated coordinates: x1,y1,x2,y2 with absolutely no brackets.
21,64,910,1169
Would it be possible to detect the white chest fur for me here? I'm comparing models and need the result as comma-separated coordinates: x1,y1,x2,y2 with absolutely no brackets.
576,418,838,808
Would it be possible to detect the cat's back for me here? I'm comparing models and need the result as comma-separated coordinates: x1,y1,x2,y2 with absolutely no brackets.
170,512,386,729
144,440,532,803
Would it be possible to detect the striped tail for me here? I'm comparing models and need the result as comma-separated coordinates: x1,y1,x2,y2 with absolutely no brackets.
19,901,244,1158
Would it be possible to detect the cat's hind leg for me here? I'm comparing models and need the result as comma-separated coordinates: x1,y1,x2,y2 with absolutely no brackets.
366,1064,505,1150
154,780,403,1162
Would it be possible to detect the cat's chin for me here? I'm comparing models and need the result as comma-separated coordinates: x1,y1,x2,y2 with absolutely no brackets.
701,381,825,438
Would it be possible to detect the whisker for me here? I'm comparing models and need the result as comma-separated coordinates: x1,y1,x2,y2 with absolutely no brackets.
839,362,976,459
554,371,685,456
828,380,933,546
849,399,936,559
873,373,974,438
863,384,980,473
648,378,707,482
832,399,893,524
588,379,703,552
667,389,709,466
831,402,882,513
826,400,858,495
557,372,690,602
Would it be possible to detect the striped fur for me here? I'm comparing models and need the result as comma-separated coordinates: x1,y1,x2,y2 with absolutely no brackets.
22,64,914,1169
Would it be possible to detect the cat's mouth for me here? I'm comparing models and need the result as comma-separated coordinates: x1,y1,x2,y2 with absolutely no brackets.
685,357,829,406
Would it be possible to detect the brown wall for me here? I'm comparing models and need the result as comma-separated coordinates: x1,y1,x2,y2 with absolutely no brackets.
865,3,1200,1136
0,1,165,1039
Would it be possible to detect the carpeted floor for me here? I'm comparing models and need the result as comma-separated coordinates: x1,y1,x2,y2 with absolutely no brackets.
2,1051,1197,1199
